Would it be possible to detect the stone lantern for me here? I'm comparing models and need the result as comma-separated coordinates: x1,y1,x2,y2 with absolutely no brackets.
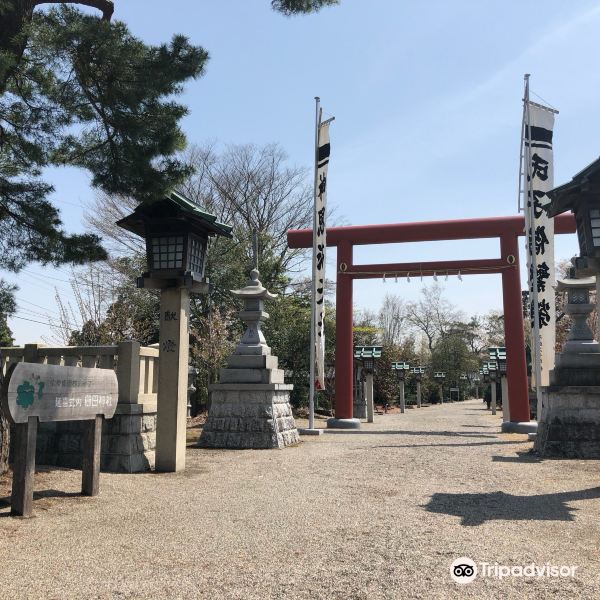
198,269,299,449
117,191,232,472
353,346,382,422
486,361,498,415
117,191,232,289
490,347,508,420
392,362,410,413
410,366,425,408
459,374,468,401
533,264,600,457
433,372,446,404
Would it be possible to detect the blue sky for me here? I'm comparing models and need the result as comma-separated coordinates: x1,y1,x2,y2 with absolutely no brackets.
7,0,600,343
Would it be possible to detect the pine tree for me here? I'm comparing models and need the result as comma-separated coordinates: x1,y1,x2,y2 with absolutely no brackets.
271,0,340,15
0,0,207,473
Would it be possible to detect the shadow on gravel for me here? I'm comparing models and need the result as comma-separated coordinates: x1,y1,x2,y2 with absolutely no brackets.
492,453,542,463
374,440,529,449
424,486,600,526
325,430,500,438
0,488,81,515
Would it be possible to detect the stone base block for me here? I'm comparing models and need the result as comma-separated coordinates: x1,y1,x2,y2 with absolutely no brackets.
326,418,361,429
353,400,367,420
501,421,538,434
534,386,600,458
198,386,299,449
298,428,324,436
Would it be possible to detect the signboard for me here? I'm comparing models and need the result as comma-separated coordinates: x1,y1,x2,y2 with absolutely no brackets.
2,362,118,424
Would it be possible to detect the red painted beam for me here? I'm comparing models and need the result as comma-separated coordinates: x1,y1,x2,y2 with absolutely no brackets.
345,258,509,278
287,213,576,248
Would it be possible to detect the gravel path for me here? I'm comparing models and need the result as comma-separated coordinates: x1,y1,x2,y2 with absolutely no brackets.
1,399,599,599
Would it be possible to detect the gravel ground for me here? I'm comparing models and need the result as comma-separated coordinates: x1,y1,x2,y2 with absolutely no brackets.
1,399,599,599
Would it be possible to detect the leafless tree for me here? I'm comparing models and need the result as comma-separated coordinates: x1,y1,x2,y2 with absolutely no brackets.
405,284,460,351
43,263,121,344
84,142,314,273
181,143,313,273
378,293,408,346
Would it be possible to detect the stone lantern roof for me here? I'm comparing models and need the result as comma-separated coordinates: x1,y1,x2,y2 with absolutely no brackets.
231,269,277,300
116,190,233,238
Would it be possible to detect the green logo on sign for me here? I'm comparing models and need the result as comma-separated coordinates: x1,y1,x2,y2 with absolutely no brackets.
15,377,45,409
16,380,35,409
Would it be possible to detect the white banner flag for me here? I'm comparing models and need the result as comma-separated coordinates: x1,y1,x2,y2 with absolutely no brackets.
314,121,330,390
525,103,556,387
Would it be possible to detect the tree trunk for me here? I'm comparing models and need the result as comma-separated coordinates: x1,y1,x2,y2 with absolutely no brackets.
0,1,114,94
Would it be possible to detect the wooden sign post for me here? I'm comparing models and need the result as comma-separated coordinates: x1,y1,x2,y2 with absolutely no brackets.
1,362,118,517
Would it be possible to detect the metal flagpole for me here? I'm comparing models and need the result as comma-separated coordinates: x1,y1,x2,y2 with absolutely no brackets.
522,74,544,421
309,97,322,431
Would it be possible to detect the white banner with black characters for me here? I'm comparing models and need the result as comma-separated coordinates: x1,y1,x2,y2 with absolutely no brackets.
525,103,555,387
314,121,330,390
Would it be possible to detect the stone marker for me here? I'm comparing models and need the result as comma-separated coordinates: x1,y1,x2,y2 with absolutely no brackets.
198,270,299,449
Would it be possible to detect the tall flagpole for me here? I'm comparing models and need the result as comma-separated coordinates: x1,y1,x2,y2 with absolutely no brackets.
309,96,322,431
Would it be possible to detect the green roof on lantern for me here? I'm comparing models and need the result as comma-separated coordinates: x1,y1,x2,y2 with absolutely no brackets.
116,190,233,239
354,346,382,359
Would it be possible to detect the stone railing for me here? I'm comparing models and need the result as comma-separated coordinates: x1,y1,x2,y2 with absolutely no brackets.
1,341,159,407
0,341,159,473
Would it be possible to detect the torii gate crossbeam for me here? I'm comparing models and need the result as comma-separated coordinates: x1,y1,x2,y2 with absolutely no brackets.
287,213,576,425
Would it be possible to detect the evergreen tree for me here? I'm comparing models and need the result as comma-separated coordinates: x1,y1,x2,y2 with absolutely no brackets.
272,0,340,15
0,0,207,474
0,280,15,345
1,2,208,290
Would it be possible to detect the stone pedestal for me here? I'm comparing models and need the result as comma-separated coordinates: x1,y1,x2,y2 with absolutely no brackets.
198,270,299,449
35,403,156,473
399,380,405,414
501,376,510,421
535,273,600,457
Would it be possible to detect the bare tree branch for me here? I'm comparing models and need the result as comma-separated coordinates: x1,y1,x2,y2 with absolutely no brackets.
33,0,114,20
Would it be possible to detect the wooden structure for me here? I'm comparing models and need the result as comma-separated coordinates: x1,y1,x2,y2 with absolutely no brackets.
2,363,118,517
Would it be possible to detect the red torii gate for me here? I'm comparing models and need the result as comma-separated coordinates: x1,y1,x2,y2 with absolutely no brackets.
287,213,576,427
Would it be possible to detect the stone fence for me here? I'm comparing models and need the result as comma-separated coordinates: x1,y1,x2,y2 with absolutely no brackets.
1,341,158,473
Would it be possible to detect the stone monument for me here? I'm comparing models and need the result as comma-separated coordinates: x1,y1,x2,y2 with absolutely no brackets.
534,267,600,457
198,269,299,449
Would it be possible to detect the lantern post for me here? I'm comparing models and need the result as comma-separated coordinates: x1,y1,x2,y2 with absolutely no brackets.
354,346,381,423
116,192,232,472
433,372,446,404
410,366,425,408
392,362,410,413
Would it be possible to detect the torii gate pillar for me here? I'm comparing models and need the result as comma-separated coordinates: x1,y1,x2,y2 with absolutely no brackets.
330,241,358,426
